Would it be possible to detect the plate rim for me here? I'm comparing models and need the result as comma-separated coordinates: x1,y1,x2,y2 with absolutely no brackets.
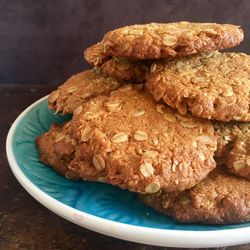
6,95,250,248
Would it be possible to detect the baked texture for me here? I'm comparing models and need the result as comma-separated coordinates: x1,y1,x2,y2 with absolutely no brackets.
48,69,124,114
84,43,149,83
100,22,243,59
69,85,217,193
84,42,108,66
36,122,78,179
146,52,250,121
214,122,250,179
100,57,149,83
140,167,250,224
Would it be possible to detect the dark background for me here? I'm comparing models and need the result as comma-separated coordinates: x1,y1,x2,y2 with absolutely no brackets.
1,0,250,85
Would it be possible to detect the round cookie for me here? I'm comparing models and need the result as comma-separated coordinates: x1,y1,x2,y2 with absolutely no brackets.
214,122,250,179
100,22,243,60
140,167,250,224
146,52,250,121
36,121,78,179
48,69,124,114
69,85,217,193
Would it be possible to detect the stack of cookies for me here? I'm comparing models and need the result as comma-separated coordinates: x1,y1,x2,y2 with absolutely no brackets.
37,22,250,225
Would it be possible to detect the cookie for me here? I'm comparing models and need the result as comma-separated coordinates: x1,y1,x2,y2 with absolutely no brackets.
69,85,217,193
48,69,123,114
98,22,243,60
141,167,250,224
146,52,250,121
214,122,250,179
36,121,78,179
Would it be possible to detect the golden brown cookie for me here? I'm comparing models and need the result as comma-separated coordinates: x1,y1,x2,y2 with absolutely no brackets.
97,22,243,60
48,69,123,114
214,122,250,179
69,85,217,193
36,121,78,179
146,52,250,122
140,167,250,224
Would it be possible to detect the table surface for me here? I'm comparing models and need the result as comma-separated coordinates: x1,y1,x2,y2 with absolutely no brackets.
0,84,249,250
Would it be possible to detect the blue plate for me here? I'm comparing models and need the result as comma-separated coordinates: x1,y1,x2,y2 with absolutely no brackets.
6,96,250,248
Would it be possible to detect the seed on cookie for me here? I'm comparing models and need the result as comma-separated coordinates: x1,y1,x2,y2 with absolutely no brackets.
233,160,246,170
143,150,158,159
84,111,100,120
74,105,82,115
180,120,197,128
111,132,128,143
178,162,190,177
81,126,93,142
67,85,78,93
132,110,145,117
134,130,148,141
150,63,157,73
55,133,65,143
164,113,177,123
106,101,122,112
162,35,178,46
93,154,106,171
140,162,154,177
145,182,161,193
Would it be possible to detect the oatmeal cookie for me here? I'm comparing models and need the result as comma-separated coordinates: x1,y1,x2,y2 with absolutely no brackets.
140,167,250,224
146,52,250,121
69,85,217,193
48,69,123,114
95,22,243,60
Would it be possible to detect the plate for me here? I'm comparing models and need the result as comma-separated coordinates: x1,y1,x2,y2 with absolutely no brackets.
6,96,250,248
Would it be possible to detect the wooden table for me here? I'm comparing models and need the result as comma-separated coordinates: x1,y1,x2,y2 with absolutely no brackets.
0,84,249,250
